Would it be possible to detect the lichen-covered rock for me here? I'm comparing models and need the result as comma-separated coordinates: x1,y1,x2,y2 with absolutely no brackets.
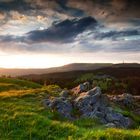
100,106,132,128
43,85,134,128
111,93,134,107
43,97,73,119
74,87,102,117
106,111,124,122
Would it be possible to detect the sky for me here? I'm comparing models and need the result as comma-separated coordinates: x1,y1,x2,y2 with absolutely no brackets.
0,0,140,68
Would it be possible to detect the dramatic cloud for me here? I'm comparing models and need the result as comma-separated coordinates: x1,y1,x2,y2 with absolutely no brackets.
94,30,140,40
0,16,98,43
26,16,98,43
0,0,139,65
0,0,33,12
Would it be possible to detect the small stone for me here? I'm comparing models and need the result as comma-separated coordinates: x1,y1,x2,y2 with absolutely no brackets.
105,123,116,128
60,90,69,98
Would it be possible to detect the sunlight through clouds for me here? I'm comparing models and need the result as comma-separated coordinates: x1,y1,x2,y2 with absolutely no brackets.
0,0,139,68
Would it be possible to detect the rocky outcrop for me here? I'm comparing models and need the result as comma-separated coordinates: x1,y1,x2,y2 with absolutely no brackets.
43,83,133,128
73,87,132,128
109,93,134,108
74,87,104,118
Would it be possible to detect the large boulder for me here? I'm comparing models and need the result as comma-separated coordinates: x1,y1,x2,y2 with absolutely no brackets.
43,97,73,119
74,87,103,117
74,87,107,123
112,93,134,107
74,86,132,128
105,108,132,128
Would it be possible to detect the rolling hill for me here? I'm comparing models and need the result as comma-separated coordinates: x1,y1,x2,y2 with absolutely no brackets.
19,63,140,95
0,63,139,77
0,77,42,92
0,63,113,76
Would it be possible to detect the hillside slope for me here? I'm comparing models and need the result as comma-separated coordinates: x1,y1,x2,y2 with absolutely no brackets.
0,63,139,77
20,65,140,94
0,63,113,76
0,80,140,140
0,78,41,92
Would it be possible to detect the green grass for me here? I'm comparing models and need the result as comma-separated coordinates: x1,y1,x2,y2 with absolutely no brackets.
0,83,21,92
0,81,140,139
0,78,42,92
73,118,103,129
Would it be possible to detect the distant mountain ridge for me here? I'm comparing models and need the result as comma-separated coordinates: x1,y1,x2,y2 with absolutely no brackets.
0,63,139,77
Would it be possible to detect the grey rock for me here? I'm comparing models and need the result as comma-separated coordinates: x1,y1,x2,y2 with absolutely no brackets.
105,110,132,128
105,123,116,128
74,87,105,121
44,97,73,119
111,93,134,107
119,117,133,128
94,111,105,118
78,84,85,92
60,90,69,98
83,82,90,90
122,93,134,106
106,112,123,122
43,85,133,128
99,95,110,107
87,86,101,96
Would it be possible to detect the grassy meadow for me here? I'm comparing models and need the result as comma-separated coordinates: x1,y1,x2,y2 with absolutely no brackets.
0,78,140,140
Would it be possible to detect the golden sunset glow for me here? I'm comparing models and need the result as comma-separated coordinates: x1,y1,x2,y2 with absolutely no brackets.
0,54,70,68
0,52,139,68
0,0,139,68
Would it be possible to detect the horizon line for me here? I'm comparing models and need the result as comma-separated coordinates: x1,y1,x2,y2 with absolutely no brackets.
0,62,139,69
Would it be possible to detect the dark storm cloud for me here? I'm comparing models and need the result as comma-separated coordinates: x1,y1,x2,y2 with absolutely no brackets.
55,0,85,17
0,0,85,17
0,16,98,44
25,16,98,43
0,0,34,25
67,0,140,22
0,0,139,54
0,16,140,45
0,0,33,12
94,30,140,40
0,0,140,20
